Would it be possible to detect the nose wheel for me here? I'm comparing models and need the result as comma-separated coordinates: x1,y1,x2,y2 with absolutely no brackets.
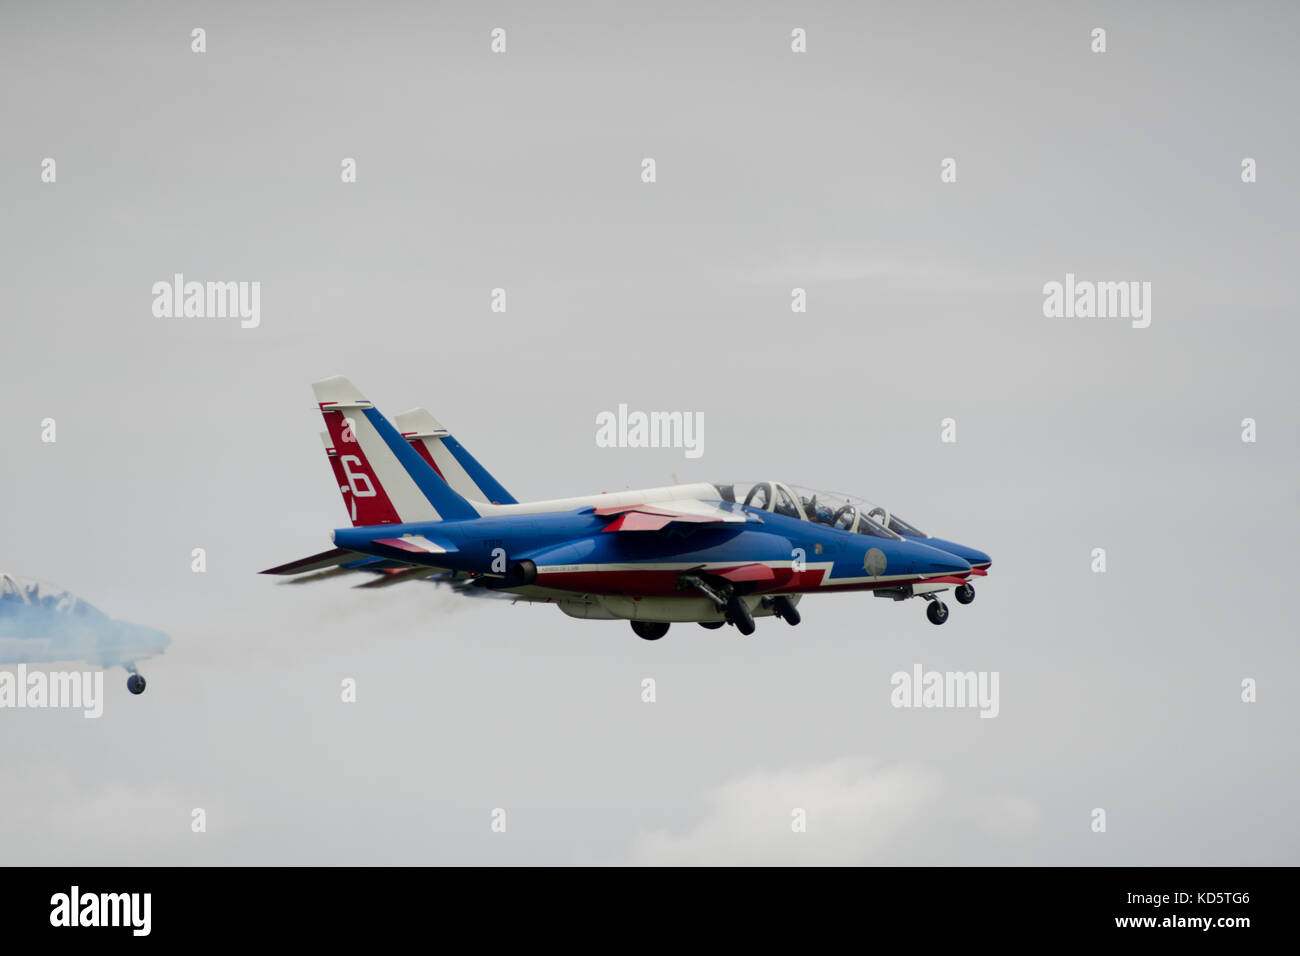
954,583,975,605
926,600,949,625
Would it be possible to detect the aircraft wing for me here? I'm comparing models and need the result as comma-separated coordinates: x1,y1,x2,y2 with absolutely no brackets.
370,534,459,555
261,536,457,588
593,499,758,533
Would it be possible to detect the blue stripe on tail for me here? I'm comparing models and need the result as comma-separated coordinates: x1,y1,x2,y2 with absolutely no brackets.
442,435,518,505
362,408,480,521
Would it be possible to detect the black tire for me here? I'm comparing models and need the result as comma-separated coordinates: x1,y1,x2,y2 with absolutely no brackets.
772,596,801,626
727,597,756,636
926,601,949,625
699,621,725,629
126,674,147,695
954,583,975,605
631,621,670,641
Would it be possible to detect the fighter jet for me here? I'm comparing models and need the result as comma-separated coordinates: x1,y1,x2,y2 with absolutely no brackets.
385,411,992,611
263,377,990,637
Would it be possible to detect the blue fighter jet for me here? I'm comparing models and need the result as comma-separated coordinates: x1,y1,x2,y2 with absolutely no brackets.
263,378,991,638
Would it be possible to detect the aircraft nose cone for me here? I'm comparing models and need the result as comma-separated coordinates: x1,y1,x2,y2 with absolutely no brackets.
925,537,991,570
908,541,972,575
939,553,972,574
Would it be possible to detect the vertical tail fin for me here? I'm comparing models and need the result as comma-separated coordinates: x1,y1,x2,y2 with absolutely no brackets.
312,376,480,524
321,431,404,526
394,408,518,505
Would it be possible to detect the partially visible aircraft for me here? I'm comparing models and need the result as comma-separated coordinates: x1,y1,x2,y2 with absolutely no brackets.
265,377,991,637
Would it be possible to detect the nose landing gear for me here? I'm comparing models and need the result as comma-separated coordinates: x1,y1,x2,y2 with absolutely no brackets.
954,583,975,605
925,599,950,625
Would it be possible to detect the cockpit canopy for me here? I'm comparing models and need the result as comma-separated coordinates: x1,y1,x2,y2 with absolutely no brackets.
712,481,924,540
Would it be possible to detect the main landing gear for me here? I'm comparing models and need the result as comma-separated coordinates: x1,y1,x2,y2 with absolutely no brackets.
638,569,805,639
726,595,755,636
762,595,801,626
676,570,760,636
631,621,670,641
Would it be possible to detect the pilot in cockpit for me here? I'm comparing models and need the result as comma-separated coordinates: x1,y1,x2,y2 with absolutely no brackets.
801,494,833,525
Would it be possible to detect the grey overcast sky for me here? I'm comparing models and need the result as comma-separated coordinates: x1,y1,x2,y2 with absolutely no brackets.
1,0,1297,864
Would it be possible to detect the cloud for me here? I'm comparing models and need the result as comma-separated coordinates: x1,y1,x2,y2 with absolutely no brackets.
742,248,1019,291
627,756,1040,866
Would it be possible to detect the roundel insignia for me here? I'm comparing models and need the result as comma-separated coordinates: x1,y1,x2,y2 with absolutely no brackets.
864,548,887,577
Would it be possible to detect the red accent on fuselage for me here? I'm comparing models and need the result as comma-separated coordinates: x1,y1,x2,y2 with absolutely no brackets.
533,565,942,598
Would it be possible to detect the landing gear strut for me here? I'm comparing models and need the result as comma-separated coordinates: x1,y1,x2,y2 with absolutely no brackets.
954,583,975,605
631,621,670,641
679,569,757,636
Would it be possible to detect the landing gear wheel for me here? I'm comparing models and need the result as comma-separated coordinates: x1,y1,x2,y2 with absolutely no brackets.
926,601,949,625
771,596,801,626
126,674,147,695
631,621,670,641
954,583,975,605
726,596,756,636
699,621,725,630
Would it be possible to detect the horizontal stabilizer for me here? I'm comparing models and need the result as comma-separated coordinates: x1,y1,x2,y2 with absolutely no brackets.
274,566,365,585
261,548,371,575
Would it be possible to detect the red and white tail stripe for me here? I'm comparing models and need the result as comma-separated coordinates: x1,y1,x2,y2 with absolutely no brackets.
314,376,441,524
